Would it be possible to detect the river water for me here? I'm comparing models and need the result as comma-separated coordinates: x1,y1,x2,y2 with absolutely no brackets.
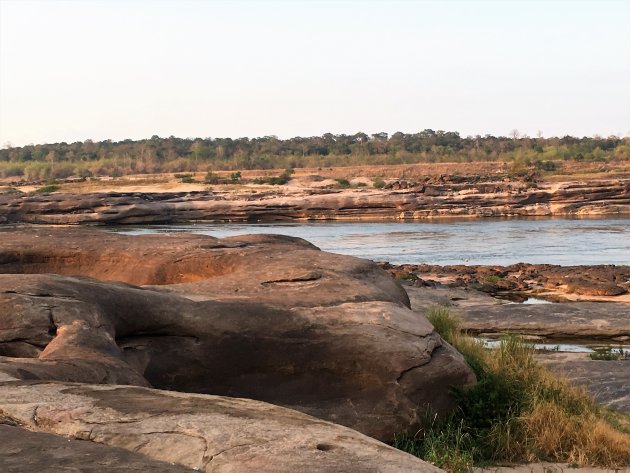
112,216,630,266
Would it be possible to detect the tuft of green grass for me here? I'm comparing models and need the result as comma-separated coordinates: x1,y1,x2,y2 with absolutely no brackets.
484,274,503,284
395,305,630,471
426,305,459,342
335,178,351,188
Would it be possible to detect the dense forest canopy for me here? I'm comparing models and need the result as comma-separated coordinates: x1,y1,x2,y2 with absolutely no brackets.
1,131,628,181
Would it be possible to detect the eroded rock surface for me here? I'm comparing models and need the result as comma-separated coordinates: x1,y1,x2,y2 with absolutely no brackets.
459,302,630,340
383,263,630,301
0,382,440,473
0,178,628,224
0,424,195,473
0,228,475,442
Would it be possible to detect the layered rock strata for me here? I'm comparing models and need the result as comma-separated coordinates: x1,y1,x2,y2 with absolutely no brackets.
383,263,630,299
1,178,628,224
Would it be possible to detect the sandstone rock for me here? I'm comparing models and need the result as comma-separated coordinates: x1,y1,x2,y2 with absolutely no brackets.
458,302,630,339
404,285,630,340
0,382,441,473
0,424,194,472
0,179,628,224
539,353,630,413
0,229,475,441
383,263,630,301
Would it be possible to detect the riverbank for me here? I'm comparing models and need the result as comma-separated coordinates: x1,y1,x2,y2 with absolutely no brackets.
1,177,629,225
1,225,629,470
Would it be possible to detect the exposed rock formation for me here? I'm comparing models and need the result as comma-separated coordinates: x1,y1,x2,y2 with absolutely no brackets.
1,178,628,224
0,228,475,442
405,286,630,340
539,353,630,413
0,424,195,473
0,382,440,473
382,263,630,300
459,302,630,340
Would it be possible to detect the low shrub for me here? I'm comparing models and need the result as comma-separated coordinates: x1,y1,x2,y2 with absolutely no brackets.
484,274,503,284
372,177,386,189
535,160,559,172
204,171,222,184
175,173,196,183
254,168,294,185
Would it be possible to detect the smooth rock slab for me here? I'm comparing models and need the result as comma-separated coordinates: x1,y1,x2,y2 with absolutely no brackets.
0,382,441,473
459,302,630,340
0,424,195,473
406,286,630,340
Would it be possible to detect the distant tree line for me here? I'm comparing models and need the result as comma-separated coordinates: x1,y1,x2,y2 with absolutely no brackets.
1,130,628,181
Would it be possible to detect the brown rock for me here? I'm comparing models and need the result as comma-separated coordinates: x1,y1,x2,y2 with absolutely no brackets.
383,263,630,301
0,228,475,442
0,178,628,224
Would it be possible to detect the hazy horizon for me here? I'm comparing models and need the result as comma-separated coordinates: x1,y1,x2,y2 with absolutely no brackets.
1,0,629,147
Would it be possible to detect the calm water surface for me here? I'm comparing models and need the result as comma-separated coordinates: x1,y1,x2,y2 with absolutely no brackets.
112,217,630,266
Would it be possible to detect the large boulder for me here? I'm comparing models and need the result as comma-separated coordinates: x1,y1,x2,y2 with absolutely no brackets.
0,228,475,442
0,382,440,472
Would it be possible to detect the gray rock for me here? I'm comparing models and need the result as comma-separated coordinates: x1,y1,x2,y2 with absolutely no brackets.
0,382,441,473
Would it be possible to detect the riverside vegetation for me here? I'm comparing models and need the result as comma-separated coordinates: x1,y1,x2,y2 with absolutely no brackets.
1,131,629,181
394,306,630,472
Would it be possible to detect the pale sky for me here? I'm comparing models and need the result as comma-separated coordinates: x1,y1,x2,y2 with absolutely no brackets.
0,0,629,147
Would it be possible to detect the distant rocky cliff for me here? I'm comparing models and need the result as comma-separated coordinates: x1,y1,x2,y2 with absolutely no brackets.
1,179,628,225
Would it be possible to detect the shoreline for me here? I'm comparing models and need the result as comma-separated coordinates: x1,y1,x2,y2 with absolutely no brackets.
1,177,629,225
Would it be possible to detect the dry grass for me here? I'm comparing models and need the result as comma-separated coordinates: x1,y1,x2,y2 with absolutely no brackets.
522,403,630,465
397,306,630,471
